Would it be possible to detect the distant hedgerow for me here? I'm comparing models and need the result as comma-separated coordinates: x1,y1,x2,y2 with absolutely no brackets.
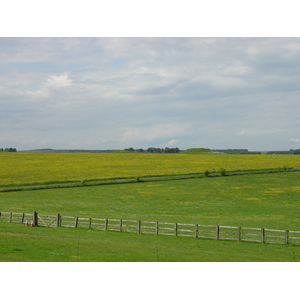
220,168,226,176
204,170,210,177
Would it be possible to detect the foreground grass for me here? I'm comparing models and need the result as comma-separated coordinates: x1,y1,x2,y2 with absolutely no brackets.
1,222,299,262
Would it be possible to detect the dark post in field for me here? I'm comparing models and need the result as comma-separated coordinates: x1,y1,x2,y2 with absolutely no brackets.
261,228,265,243
33,211,38,227
285,230,289,244
216,225,220,240
194,224,198,238
74,216,79,228
174,223,177,236
119,219,122,232
56,213,61,227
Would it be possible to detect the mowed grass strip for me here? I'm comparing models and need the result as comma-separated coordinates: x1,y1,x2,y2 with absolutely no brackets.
1,172,300,231
1,152,300,186
1,222,299,262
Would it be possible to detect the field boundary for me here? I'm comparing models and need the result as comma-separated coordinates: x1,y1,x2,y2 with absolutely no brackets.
1,211,300,246
1,167,300,192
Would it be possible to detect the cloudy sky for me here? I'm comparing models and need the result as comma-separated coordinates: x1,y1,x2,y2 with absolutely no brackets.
1,36,300,151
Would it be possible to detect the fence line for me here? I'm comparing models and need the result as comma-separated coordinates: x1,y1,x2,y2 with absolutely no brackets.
1,211,300,246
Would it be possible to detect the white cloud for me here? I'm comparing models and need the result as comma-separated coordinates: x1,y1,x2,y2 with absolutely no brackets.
167,139,179,146
22,73,73,99
238,129,281,136
40,138,55,145
44,73,73,89
290,138,300,143
123,124,186,144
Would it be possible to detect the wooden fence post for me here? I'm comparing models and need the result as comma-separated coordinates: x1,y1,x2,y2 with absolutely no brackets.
261,228,265,243
216,225,219,240
194,224,198,238
238,227,241,241
2,211,298,247
33,211,38,227
285,230,289,244
57,214,61,227
74,216,78,228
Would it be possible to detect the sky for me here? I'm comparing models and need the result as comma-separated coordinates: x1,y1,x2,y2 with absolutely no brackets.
1,0,300,152
1,37,300,151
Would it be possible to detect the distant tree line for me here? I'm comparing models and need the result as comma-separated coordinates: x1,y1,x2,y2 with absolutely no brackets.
124,147,180,153
267,149,300,155
212,149,300,155
24,148,117,153
212,149,261,154
0,148,17,152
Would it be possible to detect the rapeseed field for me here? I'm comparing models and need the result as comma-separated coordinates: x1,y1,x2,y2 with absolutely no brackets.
1,152,300,185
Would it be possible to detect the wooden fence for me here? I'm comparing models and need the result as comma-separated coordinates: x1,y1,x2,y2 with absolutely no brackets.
1,211,300,245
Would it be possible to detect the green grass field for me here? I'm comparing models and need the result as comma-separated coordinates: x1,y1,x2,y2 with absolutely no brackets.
1,222,299,262
1,171,300,230
2,155,300,262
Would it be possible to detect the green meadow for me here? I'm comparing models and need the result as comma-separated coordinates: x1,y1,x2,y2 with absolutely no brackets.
1,222,299,262
1,171,300,230
1,171,300,261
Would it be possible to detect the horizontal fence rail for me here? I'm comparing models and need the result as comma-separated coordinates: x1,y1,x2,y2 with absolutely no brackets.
1,211,300,246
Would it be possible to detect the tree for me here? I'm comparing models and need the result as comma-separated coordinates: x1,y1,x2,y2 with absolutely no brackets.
220,168,226,176
3,147,17,152
294,149,300,154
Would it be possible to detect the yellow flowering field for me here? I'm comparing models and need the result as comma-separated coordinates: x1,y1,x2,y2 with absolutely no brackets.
1,152,300,186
